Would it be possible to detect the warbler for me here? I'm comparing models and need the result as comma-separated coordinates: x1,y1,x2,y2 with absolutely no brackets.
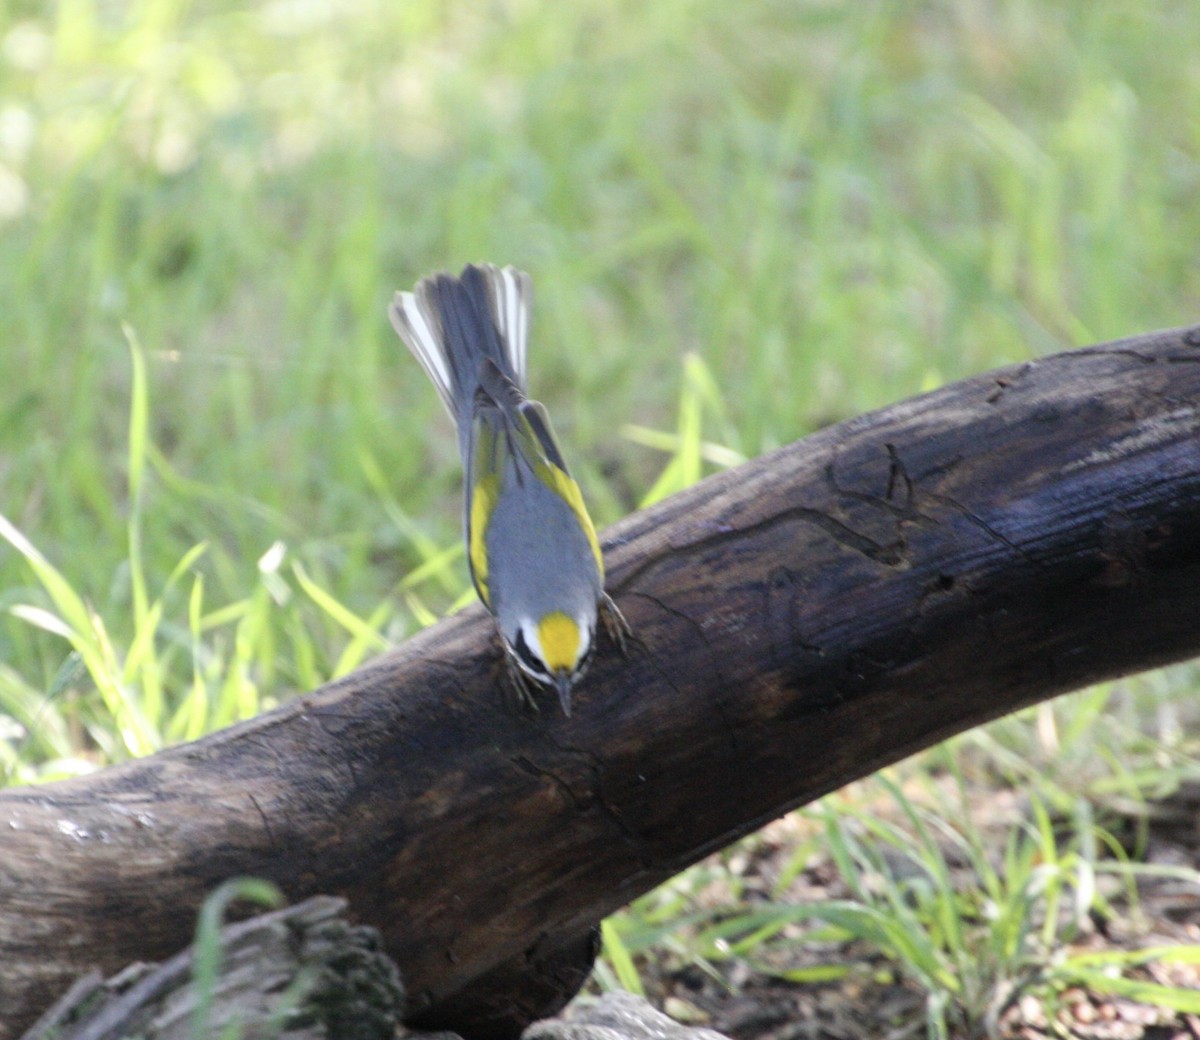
388,263,624,715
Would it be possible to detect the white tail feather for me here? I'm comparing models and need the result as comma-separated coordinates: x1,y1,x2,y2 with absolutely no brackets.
388,263,533,418
389,289,455,415
486,264,531,387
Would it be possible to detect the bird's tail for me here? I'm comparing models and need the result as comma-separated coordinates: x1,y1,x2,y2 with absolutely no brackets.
389,263,532,422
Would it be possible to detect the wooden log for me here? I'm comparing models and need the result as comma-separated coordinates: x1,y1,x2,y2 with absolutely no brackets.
17,895,403,1040
2,326,1200,1040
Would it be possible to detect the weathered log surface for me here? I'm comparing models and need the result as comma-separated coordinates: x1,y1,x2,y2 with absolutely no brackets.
18,896,402,1040
525,991,732,1040
2,326,1200,1040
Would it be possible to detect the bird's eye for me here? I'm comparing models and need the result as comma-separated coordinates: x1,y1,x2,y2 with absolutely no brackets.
513,628,550,678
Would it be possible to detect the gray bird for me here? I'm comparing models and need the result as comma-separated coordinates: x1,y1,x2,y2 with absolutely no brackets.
389,263,625,714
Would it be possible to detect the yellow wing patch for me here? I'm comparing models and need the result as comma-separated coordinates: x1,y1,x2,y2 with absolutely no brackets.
534,461,604,578
468,472,501,607
537,611,581,673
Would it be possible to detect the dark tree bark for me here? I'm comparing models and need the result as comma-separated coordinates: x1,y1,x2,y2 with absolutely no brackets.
2,326,1200,1040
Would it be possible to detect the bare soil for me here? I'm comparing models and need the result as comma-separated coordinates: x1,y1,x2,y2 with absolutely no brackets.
624,779,1200,1040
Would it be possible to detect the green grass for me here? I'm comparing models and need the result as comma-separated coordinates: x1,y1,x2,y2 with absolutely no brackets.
3,0,1200,1032
599,748,1200,1037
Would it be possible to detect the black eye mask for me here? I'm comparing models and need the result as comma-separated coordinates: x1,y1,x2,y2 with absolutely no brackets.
513,627,551,678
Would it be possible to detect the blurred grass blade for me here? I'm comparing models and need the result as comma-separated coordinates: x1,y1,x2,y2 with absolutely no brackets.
292,561,389,658
601,918,646,996
190,877,286,1040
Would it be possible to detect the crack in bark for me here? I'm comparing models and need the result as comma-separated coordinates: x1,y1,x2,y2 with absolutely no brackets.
615,505,907,596
529,744,659,869
822,447,941,534
510,755,586,811
248,793,277,854
984,361,1035,403
765,566,825,675
612,444,924,594
1078,347,1161,365
925,492,1034,562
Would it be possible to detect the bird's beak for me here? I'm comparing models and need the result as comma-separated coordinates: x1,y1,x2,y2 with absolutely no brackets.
554,673,573,717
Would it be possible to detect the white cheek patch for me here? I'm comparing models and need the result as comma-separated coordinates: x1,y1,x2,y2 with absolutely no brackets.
521,619,542,664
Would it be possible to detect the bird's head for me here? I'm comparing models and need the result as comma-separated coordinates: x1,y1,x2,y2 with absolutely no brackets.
506,610,597,716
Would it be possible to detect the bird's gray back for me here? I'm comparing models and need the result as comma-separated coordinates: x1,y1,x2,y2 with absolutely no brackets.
484,465,602,626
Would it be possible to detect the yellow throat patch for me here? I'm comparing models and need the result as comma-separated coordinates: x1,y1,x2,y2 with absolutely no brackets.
537,612,581,673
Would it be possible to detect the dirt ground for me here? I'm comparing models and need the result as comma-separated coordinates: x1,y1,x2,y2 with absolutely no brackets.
634,780,1200,1040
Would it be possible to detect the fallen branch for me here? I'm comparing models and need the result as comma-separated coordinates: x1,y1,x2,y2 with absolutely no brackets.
2,326,1199,1039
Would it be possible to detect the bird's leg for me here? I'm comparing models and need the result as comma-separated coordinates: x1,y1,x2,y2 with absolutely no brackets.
500,639,540,712
600,592,632,654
